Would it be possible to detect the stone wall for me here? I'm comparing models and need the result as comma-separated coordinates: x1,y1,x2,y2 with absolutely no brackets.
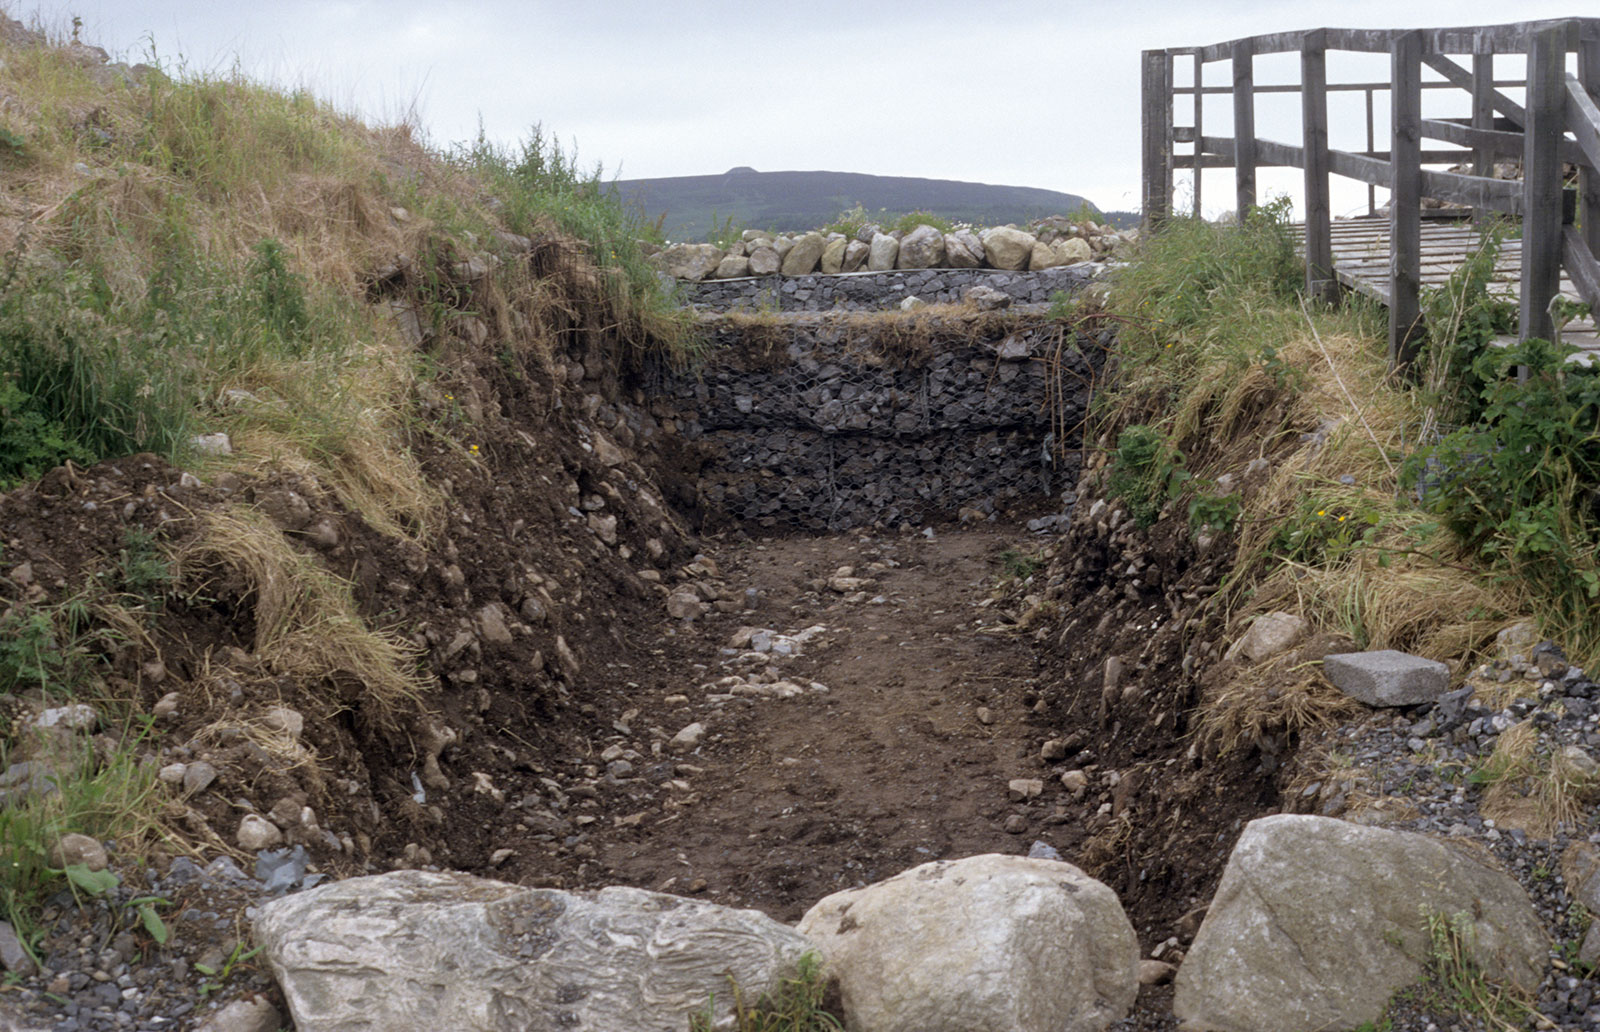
682,266,1097,313
646,313,1106,532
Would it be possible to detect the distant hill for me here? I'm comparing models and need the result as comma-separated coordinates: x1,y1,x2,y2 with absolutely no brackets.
608,167,1124,242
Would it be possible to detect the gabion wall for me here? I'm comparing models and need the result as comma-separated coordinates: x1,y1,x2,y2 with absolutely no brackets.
650,315,1106,531
683,265,1097,313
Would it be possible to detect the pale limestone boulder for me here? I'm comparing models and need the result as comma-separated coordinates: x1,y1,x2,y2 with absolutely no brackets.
772,235,795,261
820,236,848,274
1174,815,1546,1032
257,871,814,1032
896,224,947,269
841,239,870,273
1053,236,1094,265
799,854,1137,1032
945,230,984,268
781,232,824,275
1222,611,1308,664
981,226,1036,270
748,245,781,276
868,233,899,271
713,255,752,279
651,242,722,281
1028,241,1063,271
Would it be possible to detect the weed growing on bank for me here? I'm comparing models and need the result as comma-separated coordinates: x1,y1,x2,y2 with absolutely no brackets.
690,953,843,1032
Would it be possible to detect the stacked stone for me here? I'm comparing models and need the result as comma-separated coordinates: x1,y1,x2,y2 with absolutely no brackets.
685,266,1094,313
654,320,1103,531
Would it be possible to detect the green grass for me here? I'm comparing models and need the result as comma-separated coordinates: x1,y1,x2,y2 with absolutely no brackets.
690,952,842,1032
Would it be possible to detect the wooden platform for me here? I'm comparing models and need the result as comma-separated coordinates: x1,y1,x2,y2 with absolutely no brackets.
1292,216,1600,356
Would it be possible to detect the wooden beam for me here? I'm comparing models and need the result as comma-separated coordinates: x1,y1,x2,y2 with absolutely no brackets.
1303,30,1336,303
1390,31,1425,368
1422,53,1525,127
1471,52,1496,222
1422,117,1585,163
1193,19,1599,61
1564,226,1600,310
1566,74,1600,171
1141,50,1174,227
1233,38,1255,215
1581,33,1600,273
1193,51,1204,218
1522,24,1565,343
1419,168,1524,213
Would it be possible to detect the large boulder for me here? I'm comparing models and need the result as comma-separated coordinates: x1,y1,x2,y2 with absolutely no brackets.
896,224,947,269
1028,241,1063,271
842,239,871,273
781,232,824,276
713,255,752,279
981,226,1037,271
1053,236,1094,265
256,871,814,1032
868,233,900,272
748,245,781,276
820,235,849,274
1323,650,1450,706
945,230,984,268
1174,815,1546,1032
652,242,722,281
798,854,1137,1032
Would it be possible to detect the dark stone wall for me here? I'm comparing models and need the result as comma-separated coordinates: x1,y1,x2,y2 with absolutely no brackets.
682,266,1096,313
645,314,1107,532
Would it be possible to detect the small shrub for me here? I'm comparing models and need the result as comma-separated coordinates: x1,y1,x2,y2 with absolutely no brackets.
822,203,875,239
1106,424,1187,527
1188,489,1242,535
690,952,842,1032
889,210,954,235
999,548,1044,581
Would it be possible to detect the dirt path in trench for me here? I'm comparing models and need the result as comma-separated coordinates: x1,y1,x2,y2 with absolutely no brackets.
562,527,1057,922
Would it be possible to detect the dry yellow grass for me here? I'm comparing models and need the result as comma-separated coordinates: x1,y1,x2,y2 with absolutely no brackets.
180,508,433,726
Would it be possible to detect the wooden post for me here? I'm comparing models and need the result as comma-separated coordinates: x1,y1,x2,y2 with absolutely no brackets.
1193,51,1204,218
1521,24,1565,343
1233,38,1256,216
1301,31,1335,303
1580,33,1600,272
1472,53,1496,224
1389,31,1424,369
1142,50,1174,227
1365,88,1377,216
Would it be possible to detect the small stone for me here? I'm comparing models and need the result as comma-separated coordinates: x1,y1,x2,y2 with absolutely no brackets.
34,704,98,731
489,848,515,867
1060,770,1089,794
0,920,34,976
261,706,305,740
49,833,109,871
304,519,341,550
1139,959,1177,985
1003,814,1029,834
152,691,181,719
191,432,233,456
477,603,513,647
670,723,706,753
237,814,283,851
158,763,188,785
1041,739,1070,762
1008,778,1044,802
193,995,282,1032
976,707,995,726
182,760,218,796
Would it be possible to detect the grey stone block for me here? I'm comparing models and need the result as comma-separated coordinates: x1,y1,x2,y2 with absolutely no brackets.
1324,650,1450,707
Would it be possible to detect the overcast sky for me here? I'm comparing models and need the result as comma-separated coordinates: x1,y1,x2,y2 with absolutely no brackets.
23,1,1586,218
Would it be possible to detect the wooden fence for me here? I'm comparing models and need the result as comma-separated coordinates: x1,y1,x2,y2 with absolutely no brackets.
1141,19,1600,367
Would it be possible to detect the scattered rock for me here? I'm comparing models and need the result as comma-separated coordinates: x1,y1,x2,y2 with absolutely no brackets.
0,920,35,977
193,995,283,1032
183,760,218,796
256,870,813,1032
262,706,306,740
1323,650,1451,707
798,854,1138,1032
1174,815,1546,1032
48,833,108,872
1223,611,1308,664
238,814,285,851
1138,959,1176,986
670,723,706,753
1007,778,1044,801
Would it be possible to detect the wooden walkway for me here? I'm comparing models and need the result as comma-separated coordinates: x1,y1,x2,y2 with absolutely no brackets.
1292,216,1600,355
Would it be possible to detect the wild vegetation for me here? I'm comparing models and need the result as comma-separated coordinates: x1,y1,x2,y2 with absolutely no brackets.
0,29,689,949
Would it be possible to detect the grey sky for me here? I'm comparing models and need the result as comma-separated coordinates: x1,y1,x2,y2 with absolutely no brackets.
25,1,1587,218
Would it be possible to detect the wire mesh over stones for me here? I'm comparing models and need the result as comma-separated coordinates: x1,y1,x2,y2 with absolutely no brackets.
648,316,1107,532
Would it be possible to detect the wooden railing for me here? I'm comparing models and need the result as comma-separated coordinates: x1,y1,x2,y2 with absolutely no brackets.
1142,19,1600,366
